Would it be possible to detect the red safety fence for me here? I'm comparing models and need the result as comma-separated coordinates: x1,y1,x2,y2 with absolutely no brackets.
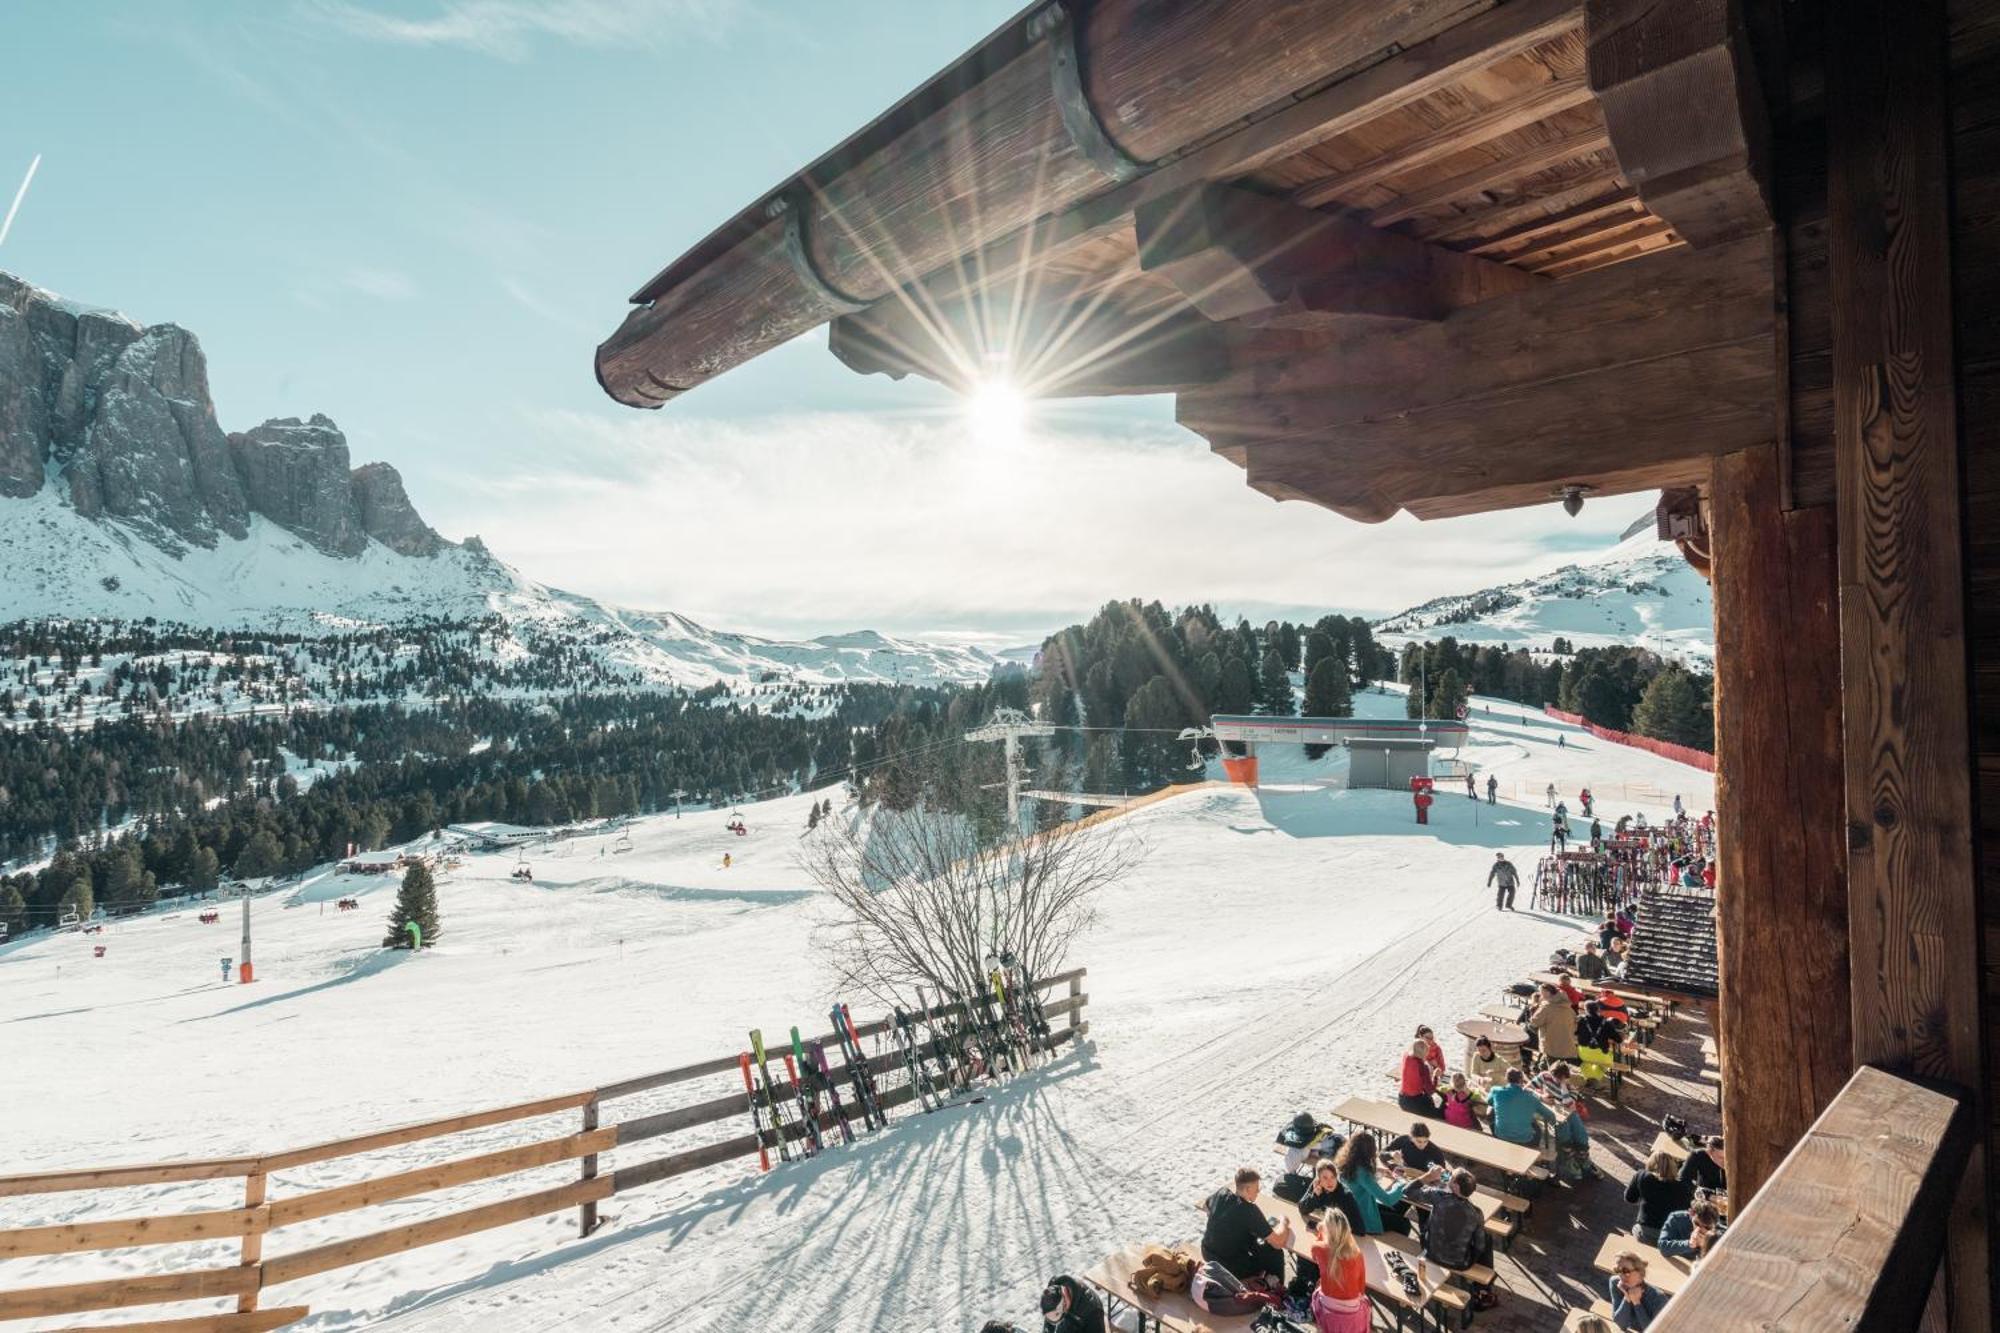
1543,707,1716,773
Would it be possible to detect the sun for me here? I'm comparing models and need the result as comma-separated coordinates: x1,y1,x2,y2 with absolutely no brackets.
965,376,1028,447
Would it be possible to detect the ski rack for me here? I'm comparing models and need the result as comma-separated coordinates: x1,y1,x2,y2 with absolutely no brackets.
0,969,1091,1326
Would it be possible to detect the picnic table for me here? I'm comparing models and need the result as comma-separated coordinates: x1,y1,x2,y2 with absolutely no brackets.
1263,1196,1467,1329
1079,1243,1252,1333
1332,1095,1541,1179
1454,1016,1527,1069
1591,1232,1696,1293
1528,971,1679,1017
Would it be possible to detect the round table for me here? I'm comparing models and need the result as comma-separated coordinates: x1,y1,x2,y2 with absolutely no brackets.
1456,1016,1528,1071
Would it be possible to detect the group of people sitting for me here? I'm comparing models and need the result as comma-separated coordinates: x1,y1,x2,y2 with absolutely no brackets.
1196,1130,1498,1332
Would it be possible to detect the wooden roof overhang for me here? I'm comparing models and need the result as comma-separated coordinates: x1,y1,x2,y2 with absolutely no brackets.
596,0,1777,524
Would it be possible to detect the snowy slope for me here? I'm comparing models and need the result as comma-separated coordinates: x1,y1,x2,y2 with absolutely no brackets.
1374,527,1713,666
0,700,1712,1332
0,490,1002,691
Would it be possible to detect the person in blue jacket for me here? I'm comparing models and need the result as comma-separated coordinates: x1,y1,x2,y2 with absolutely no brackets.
1658,1200,1726,1260
1333,1132,1438,1237
1606,1252,1670,1329
1487,1068,1557,1146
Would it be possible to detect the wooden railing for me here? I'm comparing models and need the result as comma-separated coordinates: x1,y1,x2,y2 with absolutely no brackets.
0,970,1090,1329
1652,1064,1974,1332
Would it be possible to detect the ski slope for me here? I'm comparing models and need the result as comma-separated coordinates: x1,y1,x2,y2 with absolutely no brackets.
0,699,1711,1331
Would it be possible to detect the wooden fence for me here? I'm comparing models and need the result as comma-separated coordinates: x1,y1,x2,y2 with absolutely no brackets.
0,970,1089,1330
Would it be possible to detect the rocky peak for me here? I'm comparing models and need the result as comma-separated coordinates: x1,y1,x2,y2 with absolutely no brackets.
351,460,444,556
0,271,450,560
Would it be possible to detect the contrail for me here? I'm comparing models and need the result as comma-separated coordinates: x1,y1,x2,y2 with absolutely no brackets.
0,154,42,248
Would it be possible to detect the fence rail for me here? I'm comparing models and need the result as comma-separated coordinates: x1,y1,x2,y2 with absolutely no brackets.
0,969,1090,1328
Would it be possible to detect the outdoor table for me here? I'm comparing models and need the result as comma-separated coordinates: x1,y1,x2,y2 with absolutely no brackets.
1591,1232,1696,1294
1332,1096,1542,1179
1080,1242,1252,1333
1265,1196,1463,1329
1455,1016,1527,1069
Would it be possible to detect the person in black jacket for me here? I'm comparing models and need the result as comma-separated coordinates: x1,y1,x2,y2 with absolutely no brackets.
1624,1149,1695,1244
1201,1167,1291,1288
1678,1136,1727,1193
1038,1276,1105,1333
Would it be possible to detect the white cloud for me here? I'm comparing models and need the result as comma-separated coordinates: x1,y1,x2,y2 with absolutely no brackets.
306,0,742,60
431,405,1643,640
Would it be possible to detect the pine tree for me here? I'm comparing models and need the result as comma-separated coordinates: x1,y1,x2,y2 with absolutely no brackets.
234,828,281,880
1258,648,1295,715
1303,657,1354,719
1429,667,1469,722
384,862,441,949
1214,656,1255,714
1631,668,1713,749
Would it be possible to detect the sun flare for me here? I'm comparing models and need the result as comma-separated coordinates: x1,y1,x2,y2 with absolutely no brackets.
965,376,1028,447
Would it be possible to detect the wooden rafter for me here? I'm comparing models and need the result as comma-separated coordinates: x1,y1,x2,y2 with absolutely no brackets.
1287,77,1599,209
1466,192,1644,255
1419,172,1630,243
1521,215,1679,270
1536,230,1683,278
1369,123,1616,227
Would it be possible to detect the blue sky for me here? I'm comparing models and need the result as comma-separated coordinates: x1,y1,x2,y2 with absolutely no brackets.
3,0,1636,640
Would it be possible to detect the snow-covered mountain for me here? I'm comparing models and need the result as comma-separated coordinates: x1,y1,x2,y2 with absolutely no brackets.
0,272,1001,690
1373,525,1714,666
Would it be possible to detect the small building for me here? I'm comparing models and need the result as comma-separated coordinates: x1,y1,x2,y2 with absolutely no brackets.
1342,735,1437,790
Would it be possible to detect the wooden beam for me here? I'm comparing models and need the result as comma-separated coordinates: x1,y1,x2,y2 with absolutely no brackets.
1513,211,1673,269
600,0,1583,406
1368,122,1615,227
265,1127,616,1228
58,1309,309,1333
0,1157,259,1199
1651,1066,1974,1332
1176,230,1779,522
1289,77,1599,208
1586,0,1773,244
1709,443,1852,1208
0,1266,259,1321
1828,0,1990,1325
1134,183,1538,329
0,1205,269,1259
1532,225,1682,277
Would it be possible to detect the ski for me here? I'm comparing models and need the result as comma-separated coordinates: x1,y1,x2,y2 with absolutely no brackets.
749,1029,794,1163
964,982,1012,1078
739,1052,771,1172
831,1003,887,1130
917,986,966,1093
808,1038,856,1144
1003,950,1055,1054
991,964,1035,1069
781,1049,820,1155
790,1026,838,1149
893,1005,940,1111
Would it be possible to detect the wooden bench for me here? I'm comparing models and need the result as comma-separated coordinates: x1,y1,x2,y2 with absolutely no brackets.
1080,1242,1253,1333
1591,1231,1696,1294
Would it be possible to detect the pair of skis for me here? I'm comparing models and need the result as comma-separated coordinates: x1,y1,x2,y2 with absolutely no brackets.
742,1023,872,1170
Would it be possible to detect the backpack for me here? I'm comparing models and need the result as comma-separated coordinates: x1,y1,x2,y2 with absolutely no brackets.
1271,1170,1311,1203
1550,947,1576,967
1129,1246,1197,1299
1188,1261,1275,1316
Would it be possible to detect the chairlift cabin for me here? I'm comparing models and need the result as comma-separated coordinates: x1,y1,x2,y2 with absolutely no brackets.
612,829,634,854
596,0,2000,1321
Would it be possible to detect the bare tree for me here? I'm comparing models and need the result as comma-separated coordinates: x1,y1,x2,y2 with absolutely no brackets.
800,804,1138,1010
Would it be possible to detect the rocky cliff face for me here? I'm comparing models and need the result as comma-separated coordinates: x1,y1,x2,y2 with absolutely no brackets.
0,272,447,559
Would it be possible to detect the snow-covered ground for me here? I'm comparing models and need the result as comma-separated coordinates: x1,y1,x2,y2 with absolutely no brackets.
1375,529,1714,668
0,698,1711,1331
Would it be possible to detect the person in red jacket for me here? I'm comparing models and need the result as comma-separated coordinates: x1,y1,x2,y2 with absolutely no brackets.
1396,1039,1441,1115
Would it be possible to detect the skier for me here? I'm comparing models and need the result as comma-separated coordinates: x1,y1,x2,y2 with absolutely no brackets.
1673,793,1685,818
1580,787,1594,817
1545,782,1556,807
1465,773,1477,800
1558,734,1567,748
1590,817,1604,851
1552,815,1571,854
722,852,732,870
1488,852,1519,911
1485,775,1498,805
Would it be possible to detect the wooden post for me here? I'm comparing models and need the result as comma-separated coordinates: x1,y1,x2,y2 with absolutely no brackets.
235,1168,266,1312
578,1098,600,1238
1827,0,1990,1323
1068,972,1083,1037
1708,443,1851,1205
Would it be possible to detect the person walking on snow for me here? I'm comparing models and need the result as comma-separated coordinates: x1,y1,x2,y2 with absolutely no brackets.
1466,773,1477,800
1488,852,1520,911
1486,775,1498,804
1545,782,1556,807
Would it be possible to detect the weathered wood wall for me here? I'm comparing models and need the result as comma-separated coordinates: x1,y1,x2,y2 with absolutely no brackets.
1949,0,2000,1314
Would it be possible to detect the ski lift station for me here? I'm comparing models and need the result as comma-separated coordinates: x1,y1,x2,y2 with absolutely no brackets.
1208,714,1469,789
